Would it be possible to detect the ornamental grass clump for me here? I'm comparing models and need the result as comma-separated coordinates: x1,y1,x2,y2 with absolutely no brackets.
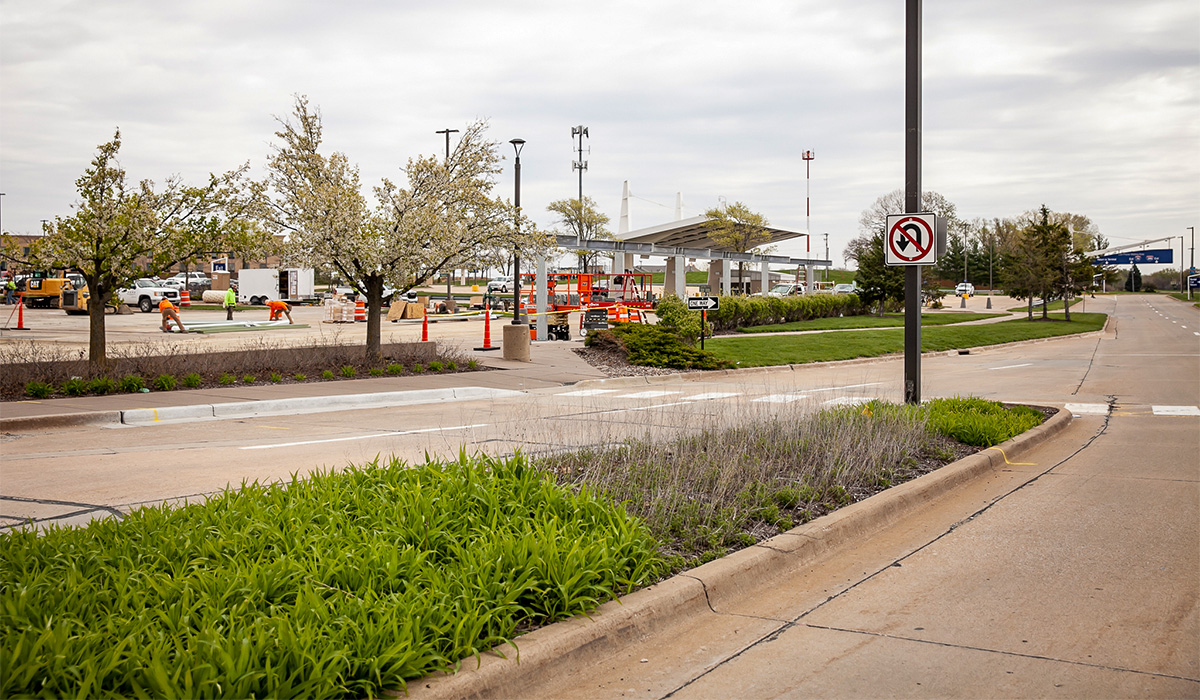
0,453,658,700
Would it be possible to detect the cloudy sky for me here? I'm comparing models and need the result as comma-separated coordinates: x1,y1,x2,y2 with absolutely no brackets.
2,0,1197,269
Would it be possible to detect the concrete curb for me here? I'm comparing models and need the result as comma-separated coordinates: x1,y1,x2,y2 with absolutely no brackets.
404,405,1072,700
0,410,124,432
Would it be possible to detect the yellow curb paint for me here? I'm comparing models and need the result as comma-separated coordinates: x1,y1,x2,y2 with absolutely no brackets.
986,446,1036,466
153,409,160,422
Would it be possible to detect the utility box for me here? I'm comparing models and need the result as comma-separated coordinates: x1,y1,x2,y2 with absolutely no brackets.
236,268,316,305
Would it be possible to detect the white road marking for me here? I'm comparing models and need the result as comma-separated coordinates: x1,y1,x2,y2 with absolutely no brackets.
753,394,810,403
684,392,741,401
618,390,682,399
558,389,619,397
988,363,1033,370
807,382,885,393
606,401,697,414
241,424,488,450
1152,406,1200,416
1064,403,1109,416
822,397,874,407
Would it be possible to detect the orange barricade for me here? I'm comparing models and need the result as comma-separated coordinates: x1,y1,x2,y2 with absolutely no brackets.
180,290,190,307
354,299,366,322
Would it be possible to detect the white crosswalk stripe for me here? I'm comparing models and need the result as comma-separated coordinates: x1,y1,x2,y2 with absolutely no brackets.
753,394,810,403
1152,405,1200,416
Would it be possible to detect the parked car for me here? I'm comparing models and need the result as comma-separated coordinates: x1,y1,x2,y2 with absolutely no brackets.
170,272,211,289
117,278,181,313
487,275,513,293
832,283,859,295
955,282,975,297
761,283,804,298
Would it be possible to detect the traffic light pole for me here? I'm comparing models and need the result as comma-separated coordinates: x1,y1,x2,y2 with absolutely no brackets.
904,0,922,405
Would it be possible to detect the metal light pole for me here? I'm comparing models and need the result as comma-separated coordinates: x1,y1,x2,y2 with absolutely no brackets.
510,138,525,325
572,125,588,272
803,150,815,285
823,232,829,282
1189,226,1195,272
903,0,922,405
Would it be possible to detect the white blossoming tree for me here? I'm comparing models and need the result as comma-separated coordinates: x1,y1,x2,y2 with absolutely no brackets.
261,97,547,362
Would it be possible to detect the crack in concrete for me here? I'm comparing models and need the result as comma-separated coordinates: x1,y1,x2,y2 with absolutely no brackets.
802,623,1200,684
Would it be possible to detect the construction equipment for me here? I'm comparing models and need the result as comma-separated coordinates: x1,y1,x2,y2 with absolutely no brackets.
518,272,655,339
19,271,73,308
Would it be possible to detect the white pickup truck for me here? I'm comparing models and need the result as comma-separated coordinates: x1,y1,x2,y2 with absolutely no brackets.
118,278,181,313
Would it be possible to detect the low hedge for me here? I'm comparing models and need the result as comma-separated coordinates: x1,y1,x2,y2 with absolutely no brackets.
671,294,866,333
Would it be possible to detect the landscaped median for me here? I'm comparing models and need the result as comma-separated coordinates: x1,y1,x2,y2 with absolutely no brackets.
1,397,1053,699
707,312,1108,367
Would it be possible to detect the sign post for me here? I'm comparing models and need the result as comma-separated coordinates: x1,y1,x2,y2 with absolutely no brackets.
687,296,719,350
903,0,923,405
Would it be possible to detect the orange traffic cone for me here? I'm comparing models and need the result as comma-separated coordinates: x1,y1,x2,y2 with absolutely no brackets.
474,307,497,351
421,307,429,342
13,293,29,330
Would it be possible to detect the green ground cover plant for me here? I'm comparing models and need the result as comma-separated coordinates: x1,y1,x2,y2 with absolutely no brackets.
0,454,658,699
739,311,1004,333
585,323,732,370
705,313,1107,367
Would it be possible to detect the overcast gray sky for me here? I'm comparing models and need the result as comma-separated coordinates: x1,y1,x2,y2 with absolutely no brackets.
2,0,1197,268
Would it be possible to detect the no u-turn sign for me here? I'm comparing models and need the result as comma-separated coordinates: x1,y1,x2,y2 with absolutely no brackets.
886,213,939,265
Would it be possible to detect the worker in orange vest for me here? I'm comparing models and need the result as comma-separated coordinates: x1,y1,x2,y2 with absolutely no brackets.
159,298,187,333
267,299,294,324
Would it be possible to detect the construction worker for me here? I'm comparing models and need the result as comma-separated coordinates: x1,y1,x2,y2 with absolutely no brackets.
159,298,187,333
223,283,237,320
267,299,294,324
4,275,15,305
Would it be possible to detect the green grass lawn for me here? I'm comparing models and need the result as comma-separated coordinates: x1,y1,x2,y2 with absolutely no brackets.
1005,297,1081,312
708,313,1107,367
739,312,1005,333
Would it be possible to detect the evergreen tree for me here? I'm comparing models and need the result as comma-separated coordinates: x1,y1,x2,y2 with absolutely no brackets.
852,231,905,315
1125,264,1142,292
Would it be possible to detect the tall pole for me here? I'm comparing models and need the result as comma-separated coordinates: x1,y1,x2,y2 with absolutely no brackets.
435,128,459,161
510,139,525,325
572,125,589,273
436,129,459,298
1189,226,1195,271
823,232,829,282
803,150,815,285
903,0,922,405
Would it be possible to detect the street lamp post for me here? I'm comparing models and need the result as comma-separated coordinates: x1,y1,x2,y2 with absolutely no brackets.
435,128,459,161
803,150,814,289
510,139,525,325
572,125,589,273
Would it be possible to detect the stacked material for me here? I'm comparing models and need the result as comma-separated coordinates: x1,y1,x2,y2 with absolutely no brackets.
323,297,356,323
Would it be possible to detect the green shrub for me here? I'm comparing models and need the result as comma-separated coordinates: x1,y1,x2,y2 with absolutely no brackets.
120,375,145,393
24,381,53,399
61,377,89,396
340,365,356,378
446,361,458,371
386,363,404,375
321,369,335,380
181,373,202,388
0,454,658,700
294,373,307,382
654,295,702,343
925,396,1043,446
270,372,283,383
218,373,236,385
467,359,479,370
428,360,444,372
369,368,384,377
242,375,256,384
587,324,732,370
88,377,119,395
412,363,426,373
152,374,177,392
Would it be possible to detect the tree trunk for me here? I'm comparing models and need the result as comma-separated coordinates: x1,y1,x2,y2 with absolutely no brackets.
88,289,109,368
1026,296,1033,321
1063,293,1072,322
364,274,384,364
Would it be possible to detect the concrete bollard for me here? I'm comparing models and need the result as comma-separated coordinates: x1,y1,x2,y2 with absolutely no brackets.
502,324,531,362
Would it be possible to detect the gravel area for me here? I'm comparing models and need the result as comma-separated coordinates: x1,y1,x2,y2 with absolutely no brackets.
572,344,690,378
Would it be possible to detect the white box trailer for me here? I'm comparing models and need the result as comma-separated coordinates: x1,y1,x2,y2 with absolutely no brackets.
235,268,316,305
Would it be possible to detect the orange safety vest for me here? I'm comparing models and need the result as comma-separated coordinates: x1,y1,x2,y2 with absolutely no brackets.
159,299,177,312
267,300,288,311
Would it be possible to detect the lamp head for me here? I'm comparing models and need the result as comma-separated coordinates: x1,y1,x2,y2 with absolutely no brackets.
509,138,525,157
